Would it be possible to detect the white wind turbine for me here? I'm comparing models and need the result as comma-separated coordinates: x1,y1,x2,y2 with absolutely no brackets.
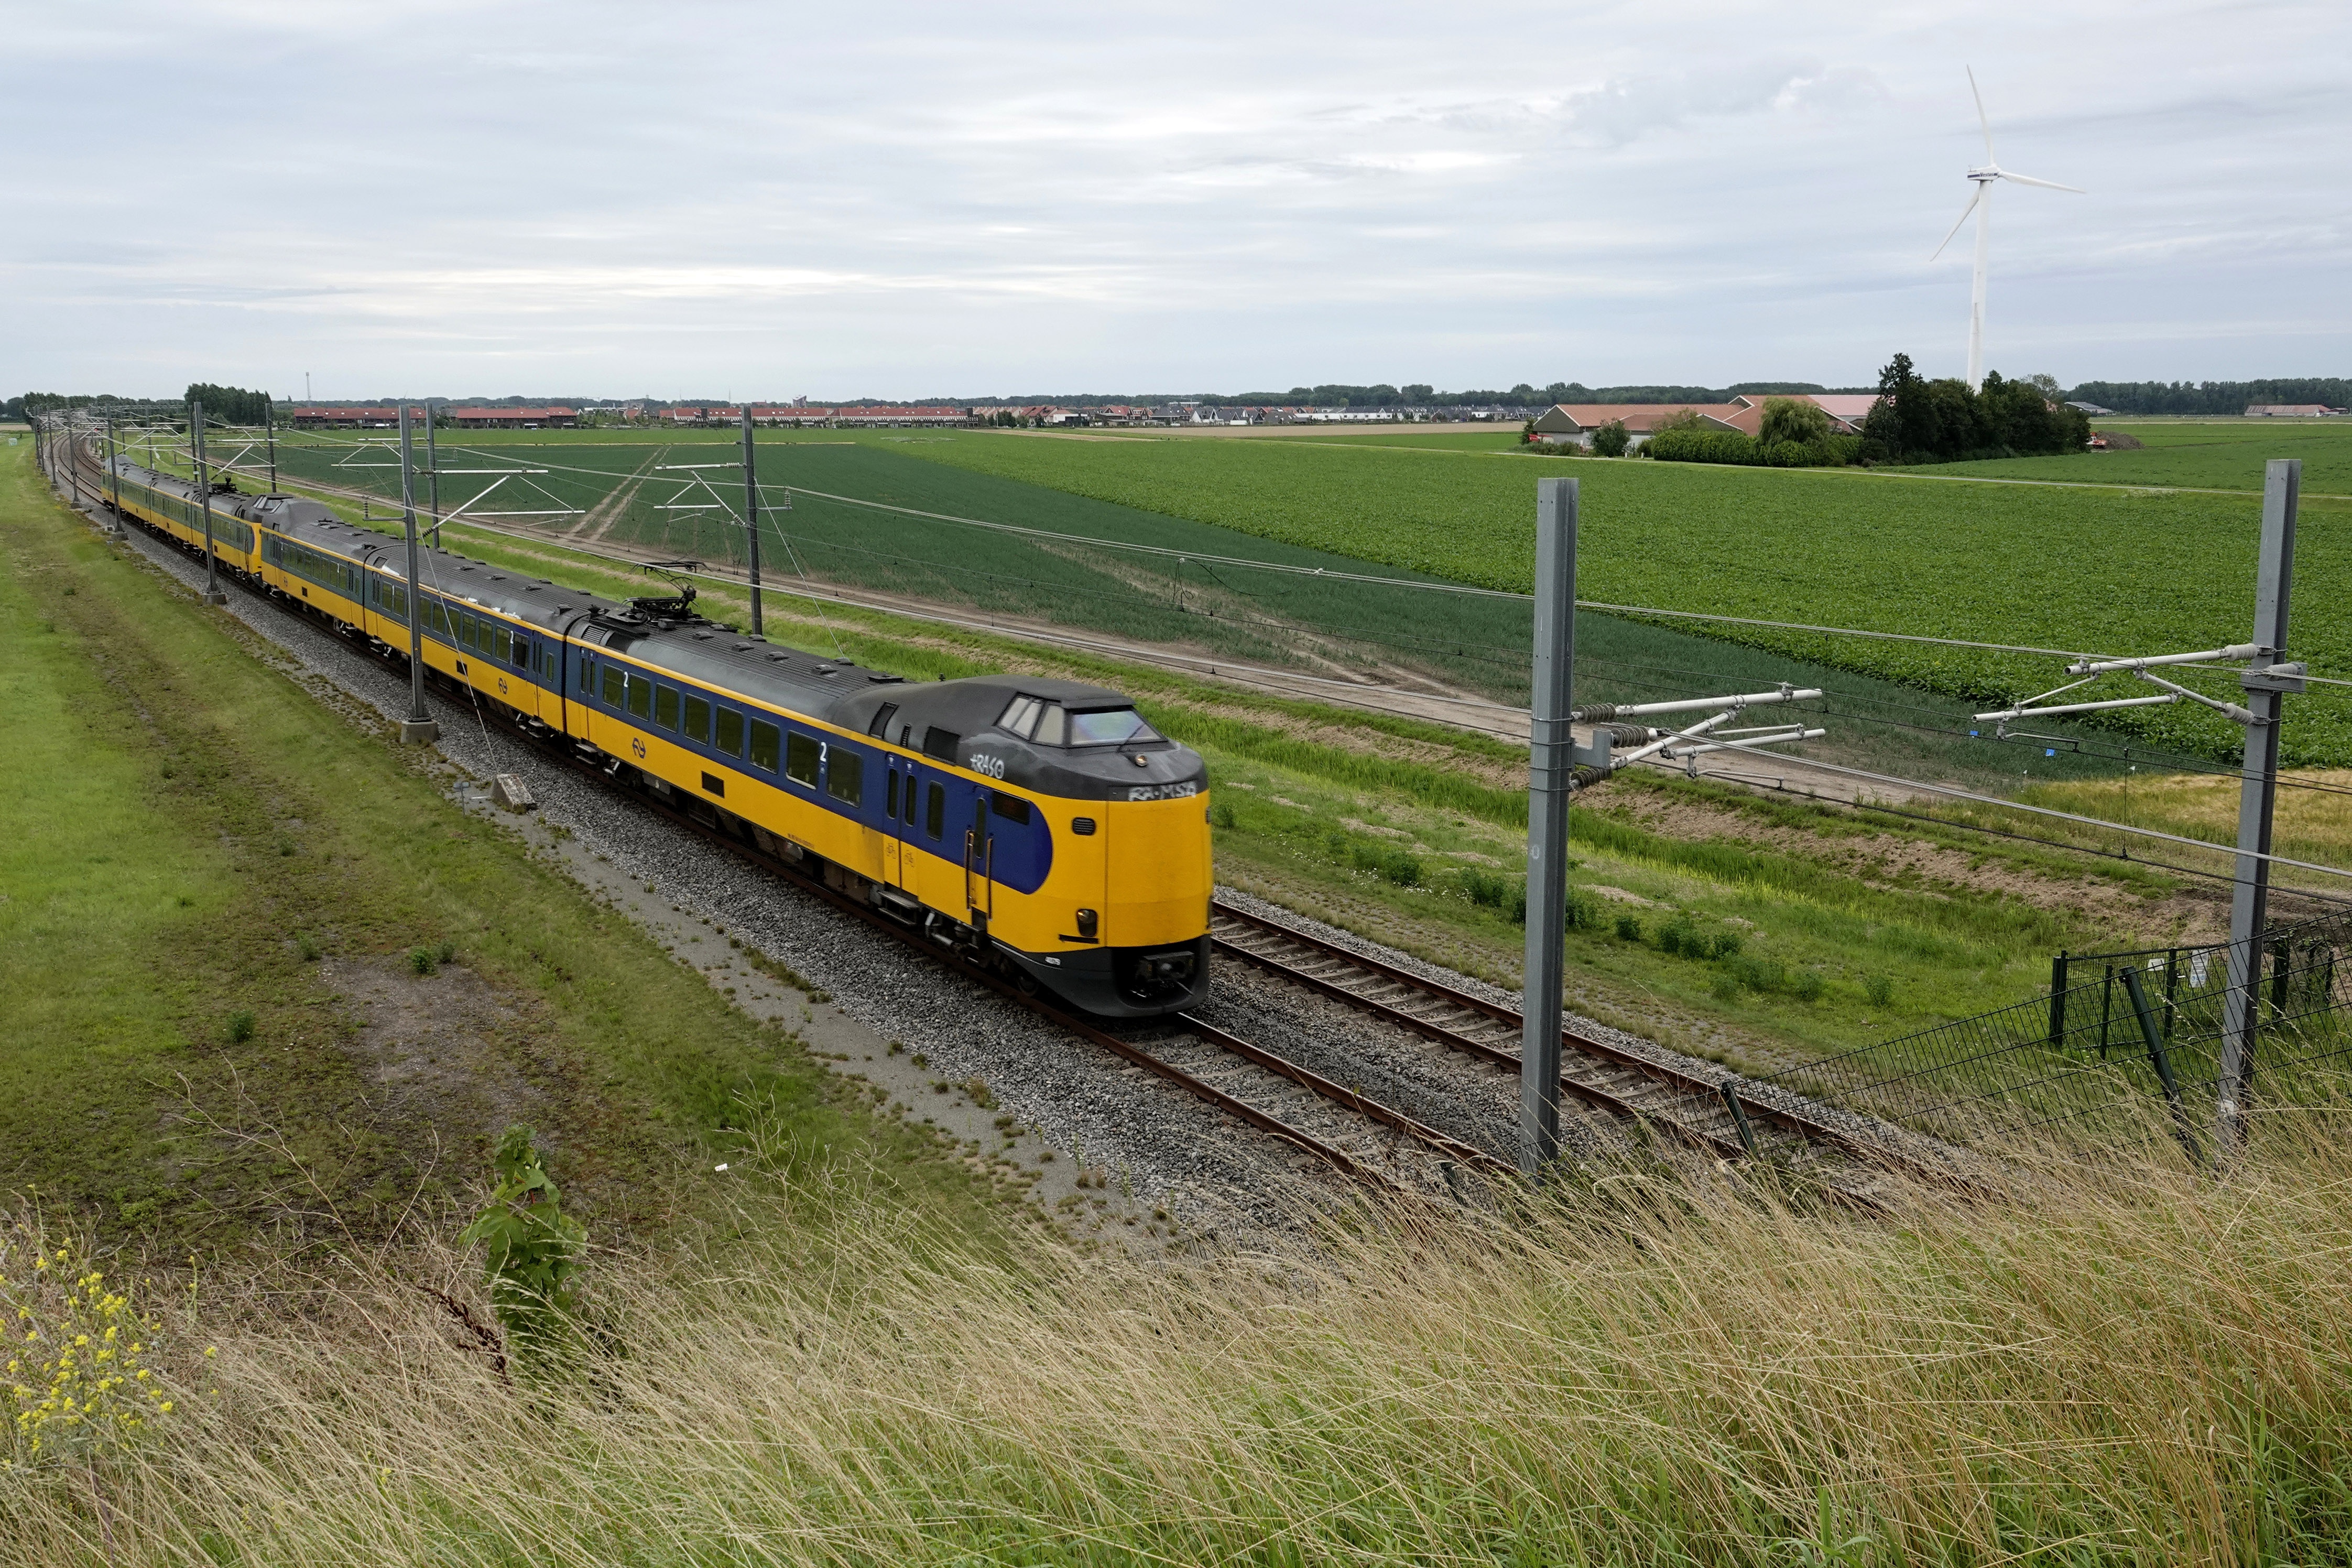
1931,68,2084,391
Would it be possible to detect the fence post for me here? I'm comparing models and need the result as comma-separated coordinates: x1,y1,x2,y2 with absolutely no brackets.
2219,459,2300,1153
1718,1080,1759,1156
2121,966,2202,1166
2049,951,2068,1046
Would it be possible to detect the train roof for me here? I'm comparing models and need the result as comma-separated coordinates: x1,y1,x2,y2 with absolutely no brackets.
110,461,1197,792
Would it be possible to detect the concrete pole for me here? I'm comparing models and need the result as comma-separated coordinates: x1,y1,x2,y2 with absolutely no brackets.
398,406,439,744
426,405,441,548
2217,458,2300,1151
742,405,764,635
1520,476,1577,1174
266,398,277,493
193,401,227,604
104,417,124,536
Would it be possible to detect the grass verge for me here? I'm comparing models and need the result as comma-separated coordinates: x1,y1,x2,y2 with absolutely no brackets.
0,437,985,1250
7,1110,2352,1563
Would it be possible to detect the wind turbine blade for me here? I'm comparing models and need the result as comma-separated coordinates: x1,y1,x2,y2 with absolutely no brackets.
1968,66,1994,161
1930,187,1981,260
1996,169,2086,194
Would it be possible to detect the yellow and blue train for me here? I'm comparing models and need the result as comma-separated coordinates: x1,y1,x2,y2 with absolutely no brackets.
103,456,1213,1016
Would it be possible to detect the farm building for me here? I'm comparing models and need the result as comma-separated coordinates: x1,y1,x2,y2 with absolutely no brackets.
286,406,404,428
666,404,971,428
444,406,579,428
1529,404,1739,449
1529,393,1878,449
2245,404,2345,417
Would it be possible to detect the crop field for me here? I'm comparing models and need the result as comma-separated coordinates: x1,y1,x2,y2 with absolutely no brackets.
886,430,2352,766
1903,417,2352,494
203,429,2163,791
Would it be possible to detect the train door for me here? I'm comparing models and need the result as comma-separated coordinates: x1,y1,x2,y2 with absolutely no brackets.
889,762,937,908
880,763,906,891
963,793,994,931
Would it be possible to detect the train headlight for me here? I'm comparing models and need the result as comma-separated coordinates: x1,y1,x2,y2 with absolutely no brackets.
1076,908,1098,939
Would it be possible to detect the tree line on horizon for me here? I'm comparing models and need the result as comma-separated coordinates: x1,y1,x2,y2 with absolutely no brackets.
10,375,2347,426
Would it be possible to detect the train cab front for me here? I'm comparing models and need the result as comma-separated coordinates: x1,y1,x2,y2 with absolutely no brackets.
854,676,1214,1020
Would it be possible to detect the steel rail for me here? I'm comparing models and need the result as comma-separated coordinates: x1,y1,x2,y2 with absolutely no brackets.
1211,898,1930,1177
1209,907,1748,1161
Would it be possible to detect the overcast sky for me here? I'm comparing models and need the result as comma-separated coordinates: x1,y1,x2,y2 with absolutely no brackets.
4,1,2345,400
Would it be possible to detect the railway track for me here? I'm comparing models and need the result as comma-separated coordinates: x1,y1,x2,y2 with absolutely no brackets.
61,439,1507,1199
1211,900,1933,1189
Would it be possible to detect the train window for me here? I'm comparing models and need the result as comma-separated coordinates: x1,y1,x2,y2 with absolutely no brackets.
626,674,651,721
922,726,959,761
1032,705,1066,746
424,601,446,635
785,733,819,787
924,782,945,840
989,791,1032,825
749,719,780,772
827,749,862,806
654,684,680,731
601,663,624,706
542,644,559,680
579,657,594,693
384,585,407,622
906,775,918,824
1065,707,1160,747
886,769,899,818
715,706,744,756
454,614,473,651
682,694,711,742
493,625,513,663
996,695,1041,737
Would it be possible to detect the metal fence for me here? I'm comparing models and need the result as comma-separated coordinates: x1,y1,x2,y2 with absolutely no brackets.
1754,905,2352,1160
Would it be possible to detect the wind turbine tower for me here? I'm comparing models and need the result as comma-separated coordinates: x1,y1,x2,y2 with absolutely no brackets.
1931,68,2084,391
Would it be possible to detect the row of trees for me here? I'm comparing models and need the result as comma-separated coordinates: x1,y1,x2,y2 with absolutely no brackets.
181,383,274,424
1859,355,2089,464
7,386,276,424
2065,378,2352,416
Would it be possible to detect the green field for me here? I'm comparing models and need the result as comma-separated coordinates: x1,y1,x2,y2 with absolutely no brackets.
213,429,2165,792
194,423,2352,765
1903,417,2352,493
886,431,2352,766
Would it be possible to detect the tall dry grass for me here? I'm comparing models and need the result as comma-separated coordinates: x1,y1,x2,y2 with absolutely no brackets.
7,1119,2352,1566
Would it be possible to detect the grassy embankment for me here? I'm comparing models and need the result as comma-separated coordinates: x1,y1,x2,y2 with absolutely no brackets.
205,439,2209,1065
0,436,981,1249
7,1116,2352,1563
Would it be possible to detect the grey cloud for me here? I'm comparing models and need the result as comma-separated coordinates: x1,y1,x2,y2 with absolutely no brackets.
2,0,2345,395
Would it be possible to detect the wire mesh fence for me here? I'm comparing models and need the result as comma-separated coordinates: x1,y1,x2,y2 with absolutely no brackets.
1753,905,2352,1158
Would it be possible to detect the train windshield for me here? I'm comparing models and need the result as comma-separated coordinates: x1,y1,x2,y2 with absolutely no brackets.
1064,707,1158,747
996,696,1160,748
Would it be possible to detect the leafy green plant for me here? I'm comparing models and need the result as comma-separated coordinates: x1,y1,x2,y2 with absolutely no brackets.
1590,419,1631,458
407,946,438,976
456,1125,585,1348
224,1010,256,1044
1865,974,1896,1008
